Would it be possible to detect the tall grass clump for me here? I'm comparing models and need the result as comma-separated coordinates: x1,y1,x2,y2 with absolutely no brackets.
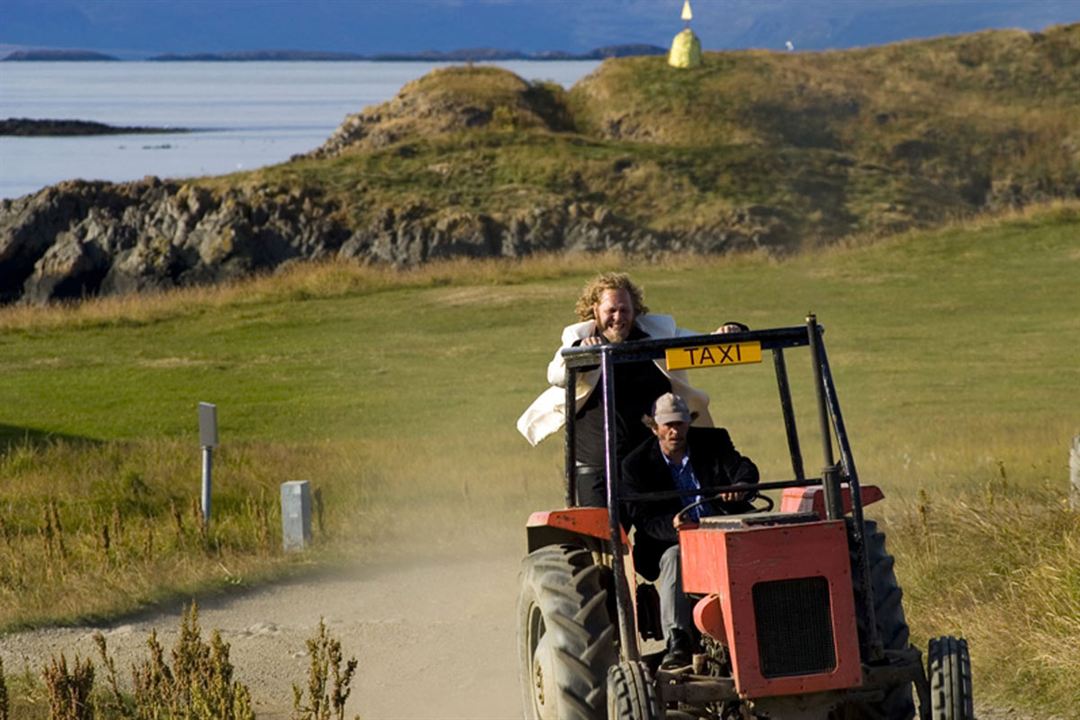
0,439,312,629
888,480,1080,716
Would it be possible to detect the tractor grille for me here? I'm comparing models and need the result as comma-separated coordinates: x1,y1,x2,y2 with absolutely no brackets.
753,576,837,678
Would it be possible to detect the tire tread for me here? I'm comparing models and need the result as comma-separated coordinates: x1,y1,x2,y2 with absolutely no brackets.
518,545,616,720
929,636,974,720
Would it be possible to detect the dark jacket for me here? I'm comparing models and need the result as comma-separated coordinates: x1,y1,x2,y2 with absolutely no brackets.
621,426,759,580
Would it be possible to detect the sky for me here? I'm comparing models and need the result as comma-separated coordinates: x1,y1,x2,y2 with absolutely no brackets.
2,0,1080,57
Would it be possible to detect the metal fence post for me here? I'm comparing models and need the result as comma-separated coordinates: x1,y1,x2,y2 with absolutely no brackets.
198,402,218,525
281,481,312,551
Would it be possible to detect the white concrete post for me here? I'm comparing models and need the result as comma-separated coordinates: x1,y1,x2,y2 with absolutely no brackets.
1070,435,1079,512
281,481,312,551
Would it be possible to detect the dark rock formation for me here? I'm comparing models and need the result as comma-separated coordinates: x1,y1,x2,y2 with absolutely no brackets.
0,179,350,304
0,177,786,305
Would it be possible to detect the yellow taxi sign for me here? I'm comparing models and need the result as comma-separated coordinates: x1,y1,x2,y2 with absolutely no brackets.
665,341,763,371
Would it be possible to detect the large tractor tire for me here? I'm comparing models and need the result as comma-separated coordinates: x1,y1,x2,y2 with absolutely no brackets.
928,637,974,720
606,661,661,720
518,544,617,720
842,520,917,720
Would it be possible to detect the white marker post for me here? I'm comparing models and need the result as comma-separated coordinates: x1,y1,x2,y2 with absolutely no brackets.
198,402,218,525
1070,435,1079,512
281,480,312,551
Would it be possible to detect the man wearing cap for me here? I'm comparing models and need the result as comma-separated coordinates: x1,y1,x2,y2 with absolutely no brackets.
621,391,759,668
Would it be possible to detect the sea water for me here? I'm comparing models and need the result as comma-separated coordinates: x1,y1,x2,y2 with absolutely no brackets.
0,60,600,201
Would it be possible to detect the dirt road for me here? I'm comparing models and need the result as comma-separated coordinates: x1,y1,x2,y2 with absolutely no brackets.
0,550,523,719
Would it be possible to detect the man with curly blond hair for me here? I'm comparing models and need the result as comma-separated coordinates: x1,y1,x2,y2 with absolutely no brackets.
572,272,650,325
518,272,745,506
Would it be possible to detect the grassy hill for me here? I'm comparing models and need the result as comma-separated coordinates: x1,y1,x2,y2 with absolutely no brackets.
1,202,1078,714
249,22,1080,246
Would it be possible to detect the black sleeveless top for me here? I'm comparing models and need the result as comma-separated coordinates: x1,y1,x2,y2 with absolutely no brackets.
573,326,671,466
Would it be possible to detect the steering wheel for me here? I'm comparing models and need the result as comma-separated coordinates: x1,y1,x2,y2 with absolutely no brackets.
675,490,774,524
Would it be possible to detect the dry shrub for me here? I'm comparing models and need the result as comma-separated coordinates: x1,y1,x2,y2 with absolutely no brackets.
42,653,94,720
130,603,254,720
92,633,127,717
4,612,361,719
292,619,358,720
0,657,9,720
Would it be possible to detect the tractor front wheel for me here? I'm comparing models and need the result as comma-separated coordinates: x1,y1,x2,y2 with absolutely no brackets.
518,544,617,720
606,661,661,720
840,519,916,720
928,637,974,720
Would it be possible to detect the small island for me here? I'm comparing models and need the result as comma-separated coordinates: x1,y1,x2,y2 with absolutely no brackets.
0,118,191,136
2,49,118,61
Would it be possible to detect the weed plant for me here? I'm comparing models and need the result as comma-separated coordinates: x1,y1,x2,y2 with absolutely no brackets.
3,605,356,719
42,654,94,720
0,203,1077,715
0,658,9,720
292,619,358,720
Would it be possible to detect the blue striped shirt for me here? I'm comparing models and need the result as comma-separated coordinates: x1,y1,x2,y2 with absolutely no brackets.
664,452,710,522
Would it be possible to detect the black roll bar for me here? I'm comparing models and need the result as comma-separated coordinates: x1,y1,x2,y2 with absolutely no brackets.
564,368,577,508
772,348,805,481
556,318,875,663
817,333,884,661
561,325,813,510
807,315,844,522
599,347,640,661
561,325,812,371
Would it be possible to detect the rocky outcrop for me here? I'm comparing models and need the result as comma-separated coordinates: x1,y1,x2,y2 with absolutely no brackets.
0,178,789,305
0,178,350,304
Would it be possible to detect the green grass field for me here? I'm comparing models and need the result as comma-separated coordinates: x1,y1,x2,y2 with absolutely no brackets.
1,203,1078,715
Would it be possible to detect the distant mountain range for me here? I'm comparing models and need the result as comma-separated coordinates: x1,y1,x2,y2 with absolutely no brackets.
2,45,666,62
3,0,1079,58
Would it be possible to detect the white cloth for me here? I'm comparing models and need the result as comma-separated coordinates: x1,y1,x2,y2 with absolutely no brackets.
516,314,713,446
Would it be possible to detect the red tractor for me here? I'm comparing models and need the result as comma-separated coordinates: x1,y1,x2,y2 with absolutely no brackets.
518,317,974,720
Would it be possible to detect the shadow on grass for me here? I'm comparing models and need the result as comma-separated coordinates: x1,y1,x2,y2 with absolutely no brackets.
0,424,102,453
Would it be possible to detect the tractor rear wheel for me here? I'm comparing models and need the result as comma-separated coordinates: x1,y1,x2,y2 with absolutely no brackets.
928,637,974,720
518,544,617,720
607,661,661,720
841,519,916,720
